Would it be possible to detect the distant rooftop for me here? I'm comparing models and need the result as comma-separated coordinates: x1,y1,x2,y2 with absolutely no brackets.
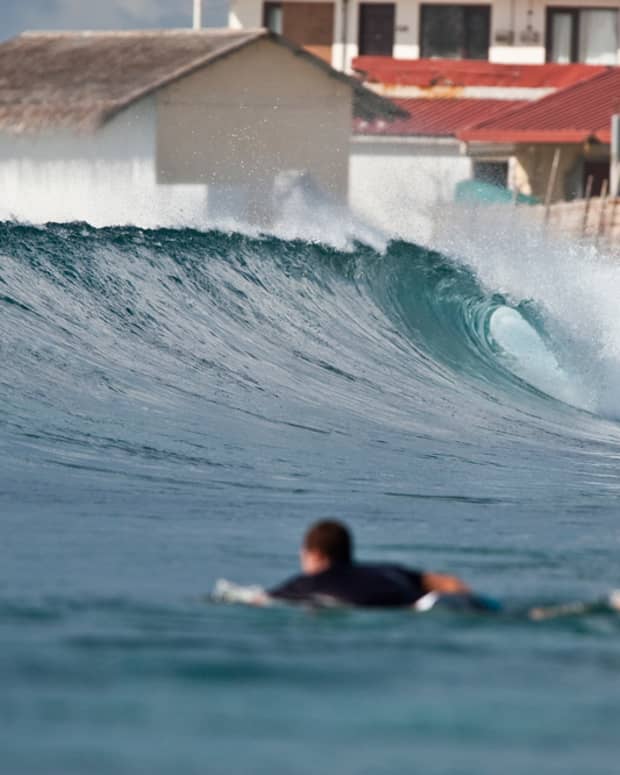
459,68,620,144
353,57,606,91
0,29,262,132
0,29,402,133
354,97,526,138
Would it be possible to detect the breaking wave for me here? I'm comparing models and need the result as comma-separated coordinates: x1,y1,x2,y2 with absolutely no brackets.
2,218,620,518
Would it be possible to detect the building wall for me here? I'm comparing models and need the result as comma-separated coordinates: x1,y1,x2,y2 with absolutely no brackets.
230,0,620,71
230,0,347,68
0,98,207,227
349,136,472,242
502,0,620,65
157,37,352,210
513,142,611,203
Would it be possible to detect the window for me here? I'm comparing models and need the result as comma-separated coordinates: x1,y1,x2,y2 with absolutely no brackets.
473,161,508,188
358,4,395,56
420,5,491,60
547,8,618,64
263,2,283,34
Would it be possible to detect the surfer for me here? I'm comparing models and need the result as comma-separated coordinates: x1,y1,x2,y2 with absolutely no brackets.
267,520,470,608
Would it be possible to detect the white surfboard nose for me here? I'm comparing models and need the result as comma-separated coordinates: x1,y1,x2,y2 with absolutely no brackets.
413,592,440,612
213,579,271,605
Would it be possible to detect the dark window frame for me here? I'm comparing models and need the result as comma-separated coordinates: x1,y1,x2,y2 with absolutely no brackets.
546,7,579,62
358,3,396,56
546,6,619,63
419,4,492,60
473,160,509,188
263,1,283,32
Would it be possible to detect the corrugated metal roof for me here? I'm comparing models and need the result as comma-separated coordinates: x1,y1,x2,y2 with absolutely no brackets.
354,97,526,137
459,68,620,144
353,57,606,89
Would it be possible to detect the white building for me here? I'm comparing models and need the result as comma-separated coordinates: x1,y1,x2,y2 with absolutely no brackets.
229,0,620,72
347,57,609,240
0,29,397,227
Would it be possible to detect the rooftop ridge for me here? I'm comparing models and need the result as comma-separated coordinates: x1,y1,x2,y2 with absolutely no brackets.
20,28,266,38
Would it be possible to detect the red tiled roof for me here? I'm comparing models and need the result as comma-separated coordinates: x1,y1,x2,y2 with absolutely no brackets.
354,97,526,137
459,68,620,144
353,57,606,89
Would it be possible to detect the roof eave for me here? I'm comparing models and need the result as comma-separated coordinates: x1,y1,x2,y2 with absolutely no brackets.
459,131,594,144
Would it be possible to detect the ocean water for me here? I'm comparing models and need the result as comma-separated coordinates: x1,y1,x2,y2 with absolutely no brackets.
2,219,620,774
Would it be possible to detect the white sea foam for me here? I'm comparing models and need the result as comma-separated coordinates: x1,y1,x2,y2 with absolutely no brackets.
489,306,586,409
429,204,620,418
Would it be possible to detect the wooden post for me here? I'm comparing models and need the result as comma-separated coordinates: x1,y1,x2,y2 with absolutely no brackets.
596,178,609,246
544,147,561,227
582,174,593,237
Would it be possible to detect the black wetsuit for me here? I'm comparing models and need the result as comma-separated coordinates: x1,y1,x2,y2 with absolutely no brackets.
269,562,426,607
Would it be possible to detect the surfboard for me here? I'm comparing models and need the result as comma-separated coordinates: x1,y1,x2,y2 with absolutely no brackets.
211,579,502,612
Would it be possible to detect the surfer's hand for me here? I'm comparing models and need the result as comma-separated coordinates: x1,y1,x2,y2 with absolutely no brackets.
422,572,471,595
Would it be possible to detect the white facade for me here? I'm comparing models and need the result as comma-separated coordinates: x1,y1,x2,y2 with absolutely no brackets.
230,0,620,72
349,136,473,242
0,98,207,228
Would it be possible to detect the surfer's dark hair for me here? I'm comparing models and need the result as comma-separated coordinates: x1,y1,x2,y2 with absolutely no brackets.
303,520,352,564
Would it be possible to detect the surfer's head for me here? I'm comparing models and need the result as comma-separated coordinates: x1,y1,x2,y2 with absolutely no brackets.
301,520,353,575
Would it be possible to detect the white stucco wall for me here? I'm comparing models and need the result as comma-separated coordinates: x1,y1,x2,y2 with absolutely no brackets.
349,136,473,243
0,98,207,227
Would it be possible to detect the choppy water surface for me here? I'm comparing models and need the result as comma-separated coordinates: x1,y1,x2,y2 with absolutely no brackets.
2,221,620,774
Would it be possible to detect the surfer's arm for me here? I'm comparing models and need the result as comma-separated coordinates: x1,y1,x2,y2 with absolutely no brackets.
421,572,470,595
268,574,313,603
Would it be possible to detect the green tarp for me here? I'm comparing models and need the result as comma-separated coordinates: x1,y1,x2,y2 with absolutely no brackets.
455,179,539,205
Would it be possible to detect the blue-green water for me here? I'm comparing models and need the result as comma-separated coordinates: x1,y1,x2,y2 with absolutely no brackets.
2,222,620,774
